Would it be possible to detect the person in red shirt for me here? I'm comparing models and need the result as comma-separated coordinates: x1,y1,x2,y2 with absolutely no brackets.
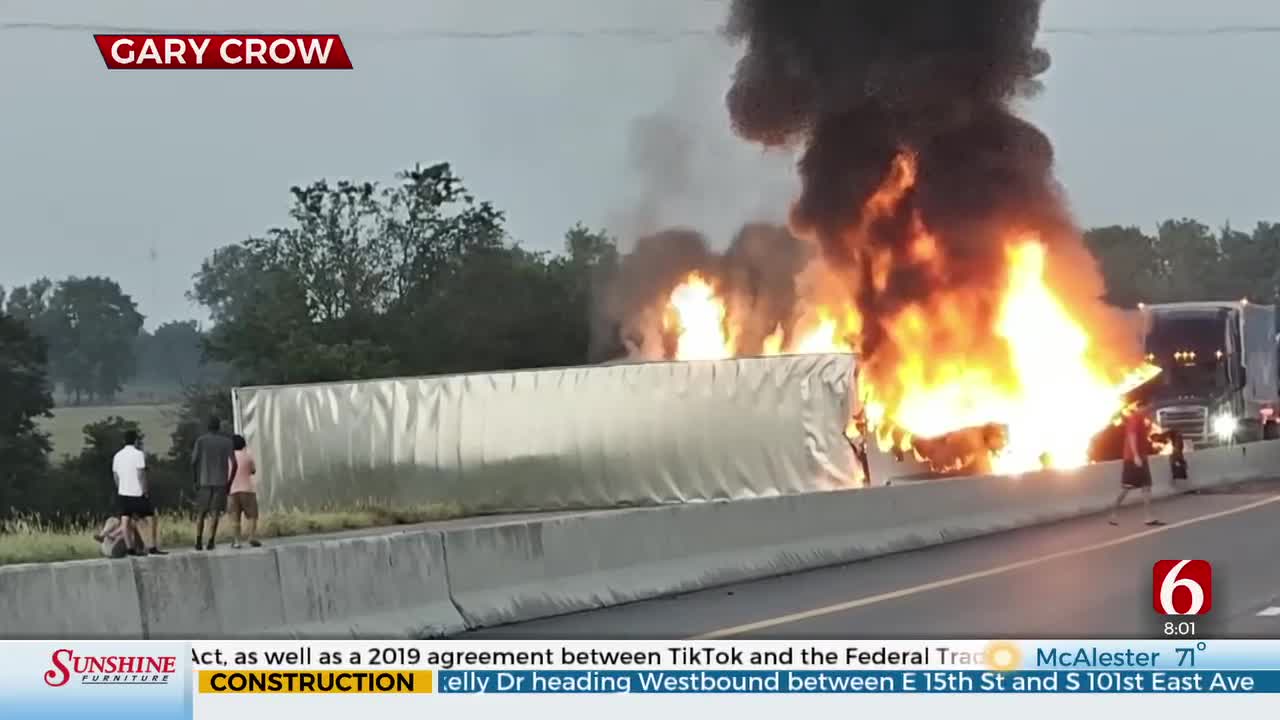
1109,409,1164,526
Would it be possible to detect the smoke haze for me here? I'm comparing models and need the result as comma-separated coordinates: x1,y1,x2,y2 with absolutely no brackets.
591,223,811,362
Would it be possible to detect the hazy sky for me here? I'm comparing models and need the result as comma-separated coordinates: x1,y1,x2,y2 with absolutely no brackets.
3,0,1279,327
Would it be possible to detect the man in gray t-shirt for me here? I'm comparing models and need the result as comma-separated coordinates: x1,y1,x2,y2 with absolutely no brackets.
191,417,238,550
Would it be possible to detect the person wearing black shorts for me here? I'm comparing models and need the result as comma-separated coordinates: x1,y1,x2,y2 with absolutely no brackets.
1108,410,1164,527
116,492,154,520
111,430,166,555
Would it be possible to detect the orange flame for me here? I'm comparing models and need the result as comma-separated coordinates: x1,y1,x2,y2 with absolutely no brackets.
664,273,735,361
660,153,1159,474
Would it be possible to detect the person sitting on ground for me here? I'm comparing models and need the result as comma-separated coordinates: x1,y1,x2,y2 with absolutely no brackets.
93,517,115,543
96,516,144,559
227,433,261,548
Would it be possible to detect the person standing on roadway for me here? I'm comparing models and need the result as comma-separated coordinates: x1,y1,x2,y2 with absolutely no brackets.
191,417,237,550
1108,409,1164,527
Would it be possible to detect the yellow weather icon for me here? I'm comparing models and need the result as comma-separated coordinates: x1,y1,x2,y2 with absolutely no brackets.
985,641,1022,672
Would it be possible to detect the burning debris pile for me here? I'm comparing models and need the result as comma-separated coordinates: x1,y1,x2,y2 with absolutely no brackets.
596,0,1159,475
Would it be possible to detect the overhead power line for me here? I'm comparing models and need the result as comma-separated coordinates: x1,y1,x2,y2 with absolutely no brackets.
1047,24,1280,36
5,20,1280,39
0,20,711,39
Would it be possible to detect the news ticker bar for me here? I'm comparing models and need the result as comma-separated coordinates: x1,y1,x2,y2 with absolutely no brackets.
183,639,1280,695
14,639,1280,710
181,637,1280,695
194,669,1275,694
186,639,1280,672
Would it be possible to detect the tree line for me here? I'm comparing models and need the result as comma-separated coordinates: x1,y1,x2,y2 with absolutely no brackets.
0,163,620,522
0,280,221,406
3,160,1279,522
189,163,617,387
1084,220,1280,310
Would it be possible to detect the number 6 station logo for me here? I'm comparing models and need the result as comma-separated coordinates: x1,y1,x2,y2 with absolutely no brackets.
1153,560,1213,615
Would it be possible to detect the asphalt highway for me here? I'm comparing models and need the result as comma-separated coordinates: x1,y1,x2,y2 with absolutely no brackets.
462,478,1280,639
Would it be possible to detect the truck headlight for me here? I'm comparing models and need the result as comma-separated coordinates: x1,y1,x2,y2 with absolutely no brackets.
1213,414,1238,441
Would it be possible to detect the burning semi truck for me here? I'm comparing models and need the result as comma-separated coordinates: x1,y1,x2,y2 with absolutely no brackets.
1134,301,1279,447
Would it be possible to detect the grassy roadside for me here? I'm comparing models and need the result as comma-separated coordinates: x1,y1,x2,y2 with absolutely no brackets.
0,503,463,566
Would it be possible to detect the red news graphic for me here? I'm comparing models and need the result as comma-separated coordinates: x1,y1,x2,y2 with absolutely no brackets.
1153,559,1213,616
94,34,352,69
43,648,177,687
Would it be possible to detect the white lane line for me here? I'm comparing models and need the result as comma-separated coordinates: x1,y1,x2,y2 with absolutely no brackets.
1256,607,1280,617
695,493,1280,639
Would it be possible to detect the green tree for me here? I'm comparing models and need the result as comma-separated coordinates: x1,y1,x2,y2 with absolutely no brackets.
390,224,618,374
5,278,48,318
193,239,400,385
11,277,145,404
1085,219,1280,307
380,162,506,304
1151,219,1222,302
1217,222,1280,304
193,163,509,385
136,320,209,387
409,245,565,372
4,278,54,336
167,385,236,464
556,224,620,362
0,311,55,513
270,179,389,323
1257,223,1280,310
1082,225,1160,307
191,242,318,384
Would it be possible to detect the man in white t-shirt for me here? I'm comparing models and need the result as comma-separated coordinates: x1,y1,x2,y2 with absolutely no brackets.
111,430,166,556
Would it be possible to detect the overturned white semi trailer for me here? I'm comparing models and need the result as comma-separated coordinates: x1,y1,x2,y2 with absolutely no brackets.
231,353,864,514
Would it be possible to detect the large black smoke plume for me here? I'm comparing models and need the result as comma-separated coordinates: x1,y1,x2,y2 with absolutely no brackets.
722,0,1139,386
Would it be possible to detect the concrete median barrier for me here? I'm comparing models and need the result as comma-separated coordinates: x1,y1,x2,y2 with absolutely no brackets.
443,461,1126,629
1185,440,1280,487
134,547,285,638
2,440,1277,638
274,530,464,638
442,442,1280,631
0,558,144,638
132,530,463,638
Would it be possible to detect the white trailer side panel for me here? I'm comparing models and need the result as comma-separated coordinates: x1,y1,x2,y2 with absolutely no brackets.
232,354,861,513
1241,304,1278,405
